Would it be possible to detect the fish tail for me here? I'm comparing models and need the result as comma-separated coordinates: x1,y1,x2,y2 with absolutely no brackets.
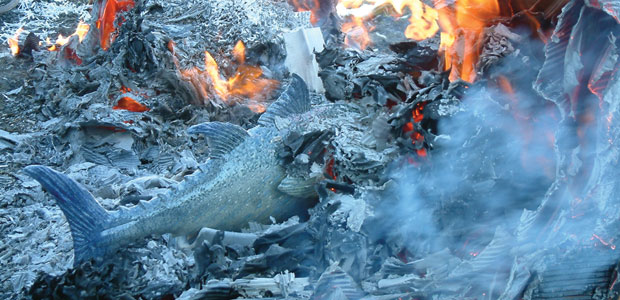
24,165,111,265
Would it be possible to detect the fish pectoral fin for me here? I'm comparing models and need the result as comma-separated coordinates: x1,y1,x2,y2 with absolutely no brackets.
277,175,318,198
258,74,311,127
188,122,249,159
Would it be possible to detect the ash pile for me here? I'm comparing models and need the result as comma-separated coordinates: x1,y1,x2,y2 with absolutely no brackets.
2,0,620,299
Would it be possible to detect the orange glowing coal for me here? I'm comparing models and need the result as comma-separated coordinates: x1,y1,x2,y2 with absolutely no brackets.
46,21,90,51
402,102,427,157
7,27,23,56
96,0,135,50
113,97,150,112
412,101,425,122
174,40,278,113
114,86,149,112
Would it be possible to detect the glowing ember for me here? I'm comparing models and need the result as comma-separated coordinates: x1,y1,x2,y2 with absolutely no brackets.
412,102,426,123
120,86,132,93
402,122,413,133
325,158,337,179
113,96,150,112
96,0,135,50
402,102,427,157
174,40,278,113
8,27,23,56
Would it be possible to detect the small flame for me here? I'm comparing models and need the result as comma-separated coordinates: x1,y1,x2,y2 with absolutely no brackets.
342,16,372,50
75,21,90,42
46,21,91,51
8,27,23,56
174,41,278,113
96,0,135,50
232,40,246,64
55,34,71,46
290,0,322,24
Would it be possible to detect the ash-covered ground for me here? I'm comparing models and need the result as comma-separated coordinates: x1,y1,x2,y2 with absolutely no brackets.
2,0,620,299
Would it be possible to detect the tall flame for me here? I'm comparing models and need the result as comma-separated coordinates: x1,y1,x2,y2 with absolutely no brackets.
175,41,278,113
8,27,23,56
332,0,500,82
436,0,500,82
96,0,135,50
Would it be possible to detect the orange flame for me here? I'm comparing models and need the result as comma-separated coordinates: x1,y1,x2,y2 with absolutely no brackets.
96,0,135,50
8,27,23,56
232,40,246,64
334,0,501,82
437,0,500,82
342,16,372,50
401,0,439,41
46,21,90,51
290,0,322,24
174,41,278,113
337,0,439,49
75,21,90,42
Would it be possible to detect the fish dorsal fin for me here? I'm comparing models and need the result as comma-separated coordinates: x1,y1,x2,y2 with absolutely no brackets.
258,74,311,126
188,122,249,159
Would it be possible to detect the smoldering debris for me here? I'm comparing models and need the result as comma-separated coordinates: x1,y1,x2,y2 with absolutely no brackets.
2,0,620,299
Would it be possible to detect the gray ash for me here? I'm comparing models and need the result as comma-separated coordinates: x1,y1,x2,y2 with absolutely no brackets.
2,0,620,299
